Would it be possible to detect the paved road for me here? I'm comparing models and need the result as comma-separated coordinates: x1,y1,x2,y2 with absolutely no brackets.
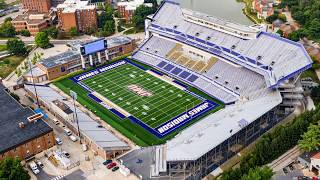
0,39,79,45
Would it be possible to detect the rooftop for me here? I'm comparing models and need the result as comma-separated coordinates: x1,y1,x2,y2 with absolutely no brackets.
57,0,95,13
13,11,50,25
39,50,80,69
0,84,53,154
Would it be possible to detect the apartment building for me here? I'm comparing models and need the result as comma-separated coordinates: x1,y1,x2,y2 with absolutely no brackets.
12,11,53,36
0,83,55,161
57,0,97,32
21,0,51,13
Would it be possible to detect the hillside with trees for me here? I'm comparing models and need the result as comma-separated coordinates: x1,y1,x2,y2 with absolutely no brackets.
281,0,320,42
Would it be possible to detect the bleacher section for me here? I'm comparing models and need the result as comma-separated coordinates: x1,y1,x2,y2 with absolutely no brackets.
148,2,312,87
134,35,267,104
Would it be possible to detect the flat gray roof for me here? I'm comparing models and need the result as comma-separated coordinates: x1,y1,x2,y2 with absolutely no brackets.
0,84,52,154
39,50,80,69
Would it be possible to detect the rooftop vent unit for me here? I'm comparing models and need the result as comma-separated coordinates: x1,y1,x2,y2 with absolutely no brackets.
27,113,43,123
271,61,275,66
195,32,200,37
257,55,262,60
173,25,178,29
215,76,219,79
231,45,236,49
225,81,229,84
235,86,240,90
206,36,211,40
18,122,25,128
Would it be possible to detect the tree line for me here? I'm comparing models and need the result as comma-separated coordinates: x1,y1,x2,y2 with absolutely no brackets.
219,105,320,179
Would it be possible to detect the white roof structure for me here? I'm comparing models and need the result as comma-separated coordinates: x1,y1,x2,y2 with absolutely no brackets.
147,1,312,87
25,85,129,151
117,0,153,11
57,0,95,13
166,91,282,161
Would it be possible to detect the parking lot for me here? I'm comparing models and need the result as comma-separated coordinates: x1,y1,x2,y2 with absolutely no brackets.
24,105,138,180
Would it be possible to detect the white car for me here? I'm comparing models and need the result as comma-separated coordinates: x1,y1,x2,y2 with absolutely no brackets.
69,135,78,142
63,128,72,136
29,161,40,175
55,137,62,145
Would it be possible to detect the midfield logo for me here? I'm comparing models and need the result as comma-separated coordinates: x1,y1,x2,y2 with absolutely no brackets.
127,84,153,97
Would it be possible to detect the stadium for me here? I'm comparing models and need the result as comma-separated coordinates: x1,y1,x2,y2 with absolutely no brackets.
112,1,313,179
54,0,313,179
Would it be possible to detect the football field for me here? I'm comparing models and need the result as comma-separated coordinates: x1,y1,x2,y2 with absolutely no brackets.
81,62,203,129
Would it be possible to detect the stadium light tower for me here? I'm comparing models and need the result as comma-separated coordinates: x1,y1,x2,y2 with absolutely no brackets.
70,90,82,144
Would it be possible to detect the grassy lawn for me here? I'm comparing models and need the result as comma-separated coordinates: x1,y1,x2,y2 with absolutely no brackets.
0,45,7,52
54,58,224,146
301,69,319,83
0,55,25,78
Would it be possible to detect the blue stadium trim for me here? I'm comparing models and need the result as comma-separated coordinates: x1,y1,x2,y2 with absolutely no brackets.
173,80,189,89
149,69,163,76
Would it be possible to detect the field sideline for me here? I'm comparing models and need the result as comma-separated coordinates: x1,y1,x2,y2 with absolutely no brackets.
54,59,224,146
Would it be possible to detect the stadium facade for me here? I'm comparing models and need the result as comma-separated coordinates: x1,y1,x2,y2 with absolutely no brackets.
119,1,313,179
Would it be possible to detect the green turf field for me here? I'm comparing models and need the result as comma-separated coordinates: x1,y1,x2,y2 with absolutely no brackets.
54,59,224,146
82,63,203,128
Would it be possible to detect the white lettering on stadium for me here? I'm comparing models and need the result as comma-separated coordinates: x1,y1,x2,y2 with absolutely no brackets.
157,102,210,134
127,84,153,97
77,61,126,81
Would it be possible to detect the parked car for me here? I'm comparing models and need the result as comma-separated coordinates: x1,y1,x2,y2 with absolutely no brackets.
107,162,117,169
29,161,40,175
36,161,44,168
52,118,60,125
63,128,72,136
55,137,62,145
112,166,119,172
283,167,288,174
103,160,112,165
62,151,70,158
69,135,78,142
82,144,88,152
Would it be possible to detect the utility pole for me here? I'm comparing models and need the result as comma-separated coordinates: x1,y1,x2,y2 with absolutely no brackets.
70,90,82,144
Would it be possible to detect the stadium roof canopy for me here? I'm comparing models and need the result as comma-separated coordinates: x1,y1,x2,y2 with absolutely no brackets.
148,0,312,87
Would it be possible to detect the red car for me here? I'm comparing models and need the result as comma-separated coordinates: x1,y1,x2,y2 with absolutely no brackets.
107,162,117,169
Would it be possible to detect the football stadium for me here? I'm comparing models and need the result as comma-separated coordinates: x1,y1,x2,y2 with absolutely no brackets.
54,0,313,179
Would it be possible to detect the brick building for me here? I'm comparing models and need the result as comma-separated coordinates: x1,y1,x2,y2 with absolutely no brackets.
0,83,55,161
57,0,97,32
117,0,153,23
23,36,136,83
12,11,53,36
21,0,51,13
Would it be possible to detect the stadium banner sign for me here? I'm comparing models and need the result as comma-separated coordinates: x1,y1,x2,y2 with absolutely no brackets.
72,60,127,82
154,100,217,137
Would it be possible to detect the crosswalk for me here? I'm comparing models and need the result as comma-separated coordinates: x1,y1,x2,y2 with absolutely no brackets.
50,174,66,180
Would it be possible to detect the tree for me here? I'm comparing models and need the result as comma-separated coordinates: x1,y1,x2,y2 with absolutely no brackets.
69,27,79,37
0,0,7,10
298,123,320,152
43,27,58,39
132,5,155,30
101,20,115,36
19,30,30,37
276,29,283,36
0,21,16,38
35,32,49,48
6,38,27,56
31,52,43,65
4,17,12,23
241,166,274,180
0,157,30,180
